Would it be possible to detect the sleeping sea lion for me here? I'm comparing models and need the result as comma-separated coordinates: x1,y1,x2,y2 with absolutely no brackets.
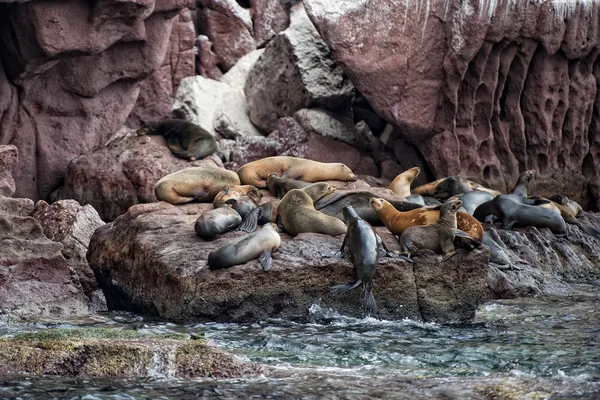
137,119,217,161
155,166,240,204
195,207,242,240
278,182,347,236
267,173,311,198
237,156,357,188
213,185,260,208
399,199,474,262
237,199,281,233
327,206,408,316
208,223,281,271
550,195,583,217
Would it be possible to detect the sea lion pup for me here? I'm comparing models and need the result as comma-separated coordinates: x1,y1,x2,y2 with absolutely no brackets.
208,223,281,271
399,199,474,262
155,166,240,204
137,119,217,161
266,173,311,198
550,195,583,217
327,206,408,316
237,199,281,233
195,207,242,240
237,156,357,188
278,182,347,236
314,191,422,226
370,198,483,242
213,185,259,208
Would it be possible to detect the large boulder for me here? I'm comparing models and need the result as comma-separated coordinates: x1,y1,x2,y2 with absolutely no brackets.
250,0,290,47
88,201,489,324
304,0,600,210
0,145,17,197
0,1,192,201
173,75,264,138
244,2,354,133
52,128,223,222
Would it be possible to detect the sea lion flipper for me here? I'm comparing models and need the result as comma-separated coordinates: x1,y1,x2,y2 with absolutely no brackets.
363,282,377,316
452,229,474,240
258,249,272,272
441,251,457,262
330,280,362,293
237,208,261,233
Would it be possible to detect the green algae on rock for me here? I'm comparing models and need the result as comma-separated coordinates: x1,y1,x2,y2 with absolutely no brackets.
0,328,261,378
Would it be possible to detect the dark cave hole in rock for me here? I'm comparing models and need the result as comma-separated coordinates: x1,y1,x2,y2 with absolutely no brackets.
537,153,549,174
236,0,251,9
483,165,492,181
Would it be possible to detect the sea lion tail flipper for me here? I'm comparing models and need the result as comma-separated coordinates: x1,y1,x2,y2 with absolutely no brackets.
330,280,362,293
237,208,261,233
258,249,273,272
452,229,474,240
441,251,457,262
363,282,376,316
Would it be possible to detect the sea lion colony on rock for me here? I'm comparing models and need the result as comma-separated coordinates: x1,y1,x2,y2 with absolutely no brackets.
149,154,593,314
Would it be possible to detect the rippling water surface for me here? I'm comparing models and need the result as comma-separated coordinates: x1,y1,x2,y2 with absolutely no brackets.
0,284,598,399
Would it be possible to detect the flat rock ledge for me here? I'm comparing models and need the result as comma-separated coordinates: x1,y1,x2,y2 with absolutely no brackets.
0,328,260,379
89,202,489,324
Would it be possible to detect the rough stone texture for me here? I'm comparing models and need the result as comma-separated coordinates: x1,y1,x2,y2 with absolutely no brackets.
0,329,261,379
304,0,600,210
250,0,290,47
220,49,264,91
173,75,264,138
0,213,90,320
88,201,488,324
0,145,17,197
245,3,354,133
293,108,367,148
127,8,196,128
484,213,600,299
196,0,256,72
51,128,223,222
0,1,192,201
31,200,106,306
196,35,223,80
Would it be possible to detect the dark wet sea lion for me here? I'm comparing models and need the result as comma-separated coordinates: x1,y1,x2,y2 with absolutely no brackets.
413,176,501,198
208,223,281,271
237,199,281,233
238,156,357,188
266,173,311,198
327,206,408,316
137,119,217,161
278,183,346,236
508,170,536,202
399,199,473,262
155,166,241,204
314,191,422,226
195,207,242,240
448,190,494,215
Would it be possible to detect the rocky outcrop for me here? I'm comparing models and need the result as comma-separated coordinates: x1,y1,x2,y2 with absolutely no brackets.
0,328,261,378
88,201,489,324
0,0,192,201
245,3,354,133
52,128,223,222
304,0,600,210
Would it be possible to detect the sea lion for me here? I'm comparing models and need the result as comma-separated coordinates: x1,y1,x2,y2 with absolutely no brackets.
208,223,281,271
237,199,281,233
155,166,241,204
278,183,347,236
266,172,311,198
137,119,217,161
550,195,583,217
370,198,483,241
314,191,422,226
399,199,474,262
448,190,494,215
225,190,262,219
327,206,407,316
213,185,259,208
238,156,357,188
528,196,600,238
388,167,421,197
413,176,501,198
195,207,242,240
473,195,567,238
508,170,536,201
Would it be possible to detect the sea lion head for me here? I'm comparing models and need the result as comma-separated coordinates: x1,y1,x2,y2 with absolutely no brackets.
136,121,157,136
521,169,536,184
342,205,360,222
369,197,387,211
336,163,357,182
402,167,421,184
303,182,336,201
552,194,569,206
441,198,463,215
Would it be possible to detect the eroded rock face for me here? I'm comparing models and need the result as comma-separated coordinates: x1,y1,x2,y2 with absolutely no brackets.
88,201,488,324
245,3,354,133
0,0,191,201
304,0,600,210
52,128,223,222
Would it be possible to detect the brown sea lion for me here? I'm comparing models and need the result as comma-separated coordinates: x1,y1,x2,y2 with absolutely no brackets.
370,198,483,241
155,166,241,204
399,199,473,262
208,223,281,271
327,206,408,316
195,207,242,240
213,185,260,208
413,176,501,199
388,167,421,197
528,196,600,238
137,119,217,161
267,173,311,198
550,195,583,217
278,182,347,236
237,156,357,188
